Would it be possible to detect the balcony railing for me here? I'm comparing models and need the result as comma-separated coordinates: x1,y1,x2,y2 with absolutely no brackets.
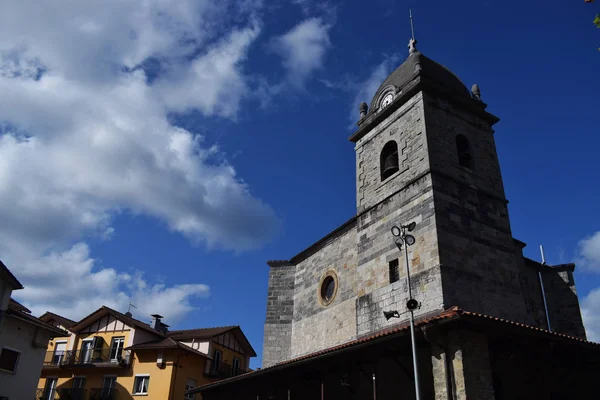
89,388,117,400
205,360,248,379
37,388,115,400
57,388,87,400
43,348,131,368
36,388,55,400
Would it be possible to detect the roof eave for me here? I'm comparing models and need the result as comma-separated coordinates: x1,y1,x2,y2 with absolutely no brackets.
350,77,500,144
7,309,69,337
0,260,24,289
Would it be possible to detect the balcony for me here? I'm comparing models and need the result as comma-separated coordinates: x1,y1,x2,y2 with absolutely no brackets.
89,388,117,400
205,360,249,379
36,388,115,400
43,348,131,368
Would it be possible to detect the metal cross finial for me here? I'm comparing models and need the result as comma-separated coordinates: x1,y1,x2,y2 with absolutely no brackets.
410,9,415,41
408,9,417,54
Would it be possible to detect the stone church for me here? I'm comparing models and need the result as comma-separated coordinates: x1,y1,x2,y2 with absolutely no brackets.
191,41,598,400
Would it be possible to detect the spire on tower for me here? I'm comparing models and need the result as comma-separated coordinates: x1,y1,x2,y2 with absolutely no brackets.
408,9,418,54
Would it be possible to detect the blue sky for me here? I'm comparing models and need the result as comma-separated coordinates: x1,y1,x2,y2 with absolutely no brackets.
0,0,598,368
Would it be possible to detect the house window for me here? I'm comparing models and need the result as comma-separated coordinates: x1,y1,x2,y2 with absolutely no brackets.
52,341,67,365
185,378,197,400
73,376,86,400
0,348,20,373
380,141,399,181
43,377,58,400
318,270,339,307
212,349,222,371
109,337,125,361
232,357,241,376
389,259,400,283
133,375,150,395
456,134,473,169
102,376,116,398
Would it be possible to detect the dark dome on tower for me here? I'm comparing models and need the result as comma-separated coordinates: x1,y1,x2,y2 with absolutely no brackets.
370,50,471,110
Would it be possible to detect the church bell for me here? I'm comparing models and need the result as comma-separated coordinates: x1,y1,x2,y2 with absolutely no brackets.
382,152,399,177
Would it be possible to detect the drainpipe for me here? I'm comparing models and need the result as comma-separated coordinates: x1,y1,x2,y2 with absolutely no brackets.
168,352,183,400
539,245,552,332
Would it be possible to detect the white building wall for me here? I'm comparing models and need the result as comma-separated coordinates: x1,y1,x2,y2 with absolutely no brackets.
180,340,210,354
0,316,52,400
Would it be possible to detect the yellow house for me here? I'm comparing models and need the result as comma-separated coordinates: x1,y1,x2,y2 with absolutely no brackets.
37,306,256,400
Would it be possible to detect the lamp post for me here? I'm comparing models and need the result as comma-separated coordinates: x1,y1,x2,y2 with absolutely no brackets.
384,222,421,400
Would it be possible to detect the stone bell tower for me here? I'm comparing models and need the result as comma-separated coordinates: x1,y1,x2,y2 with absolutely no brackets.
263,39,584,368
351,38,534,334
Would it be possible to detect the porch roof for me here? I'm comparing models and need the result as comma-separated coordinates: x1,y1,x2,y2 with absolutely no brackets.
189,306,600,394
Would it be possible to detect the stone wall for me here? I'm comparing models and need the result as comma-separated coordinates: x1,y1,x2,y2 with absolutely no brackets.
355,173,444,335
421,92,533,324
263,263,295,367
355,91,429,213
542,265,586,338
290,223,358,358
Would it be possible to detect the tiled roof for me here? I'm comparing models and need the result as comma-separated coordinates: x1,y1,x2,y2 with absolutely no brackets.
6,301,68,337
9,298,31,314
70,306,166,337
168,326,238,340
39,311,77,329
190,306,599,393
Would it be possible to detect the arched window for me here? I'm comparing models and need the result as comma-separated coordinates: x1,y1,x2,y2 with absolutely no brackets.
456,135,472,169
380,141,399,181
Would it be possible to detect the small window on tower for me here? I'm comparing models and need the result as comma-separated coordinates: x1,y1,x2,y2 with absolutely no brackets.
380,141,399,181
389,259,400,283
456,135,472,169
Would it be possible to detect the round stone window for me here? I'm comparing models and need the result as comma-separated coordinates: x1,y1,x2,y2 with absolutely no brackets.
318,271,338,306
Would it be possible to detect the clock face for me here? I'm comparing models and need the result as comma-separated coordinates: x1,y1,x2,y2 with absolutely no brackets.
381,93,393,108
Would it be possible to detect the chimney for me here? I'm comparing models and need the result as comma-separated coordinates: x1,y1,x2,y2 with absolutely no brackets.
125,311,132,317
151,314,168,333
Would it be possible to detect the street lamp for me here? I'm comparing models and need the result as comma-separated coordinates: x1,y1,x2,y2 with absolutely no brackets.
383,221,421,400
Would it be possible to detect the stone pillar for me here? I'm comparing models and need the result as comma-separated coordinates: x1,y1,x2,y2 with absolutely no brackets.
430,344,450,400
430,330,495,400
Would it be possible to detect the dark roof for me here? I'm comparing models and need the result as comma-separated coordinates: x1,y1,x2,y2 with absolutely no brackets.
168,326,238,340
191,306,599,393
523,257,576,272
0,260,23,290
125,337,211,359
9,298,31,314
369,50,470,111
169,326,257,357
6,301,68,337
70,306,166,337
267,216,357,268
39,311,78,329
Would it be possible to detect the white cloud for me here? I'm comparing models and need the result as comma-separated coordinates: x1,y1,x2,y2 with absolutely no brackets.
157,23,261,118
0,0,277,322
581,287,600,342
13,243,210,324
576,231,600,272
270,18,331,88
